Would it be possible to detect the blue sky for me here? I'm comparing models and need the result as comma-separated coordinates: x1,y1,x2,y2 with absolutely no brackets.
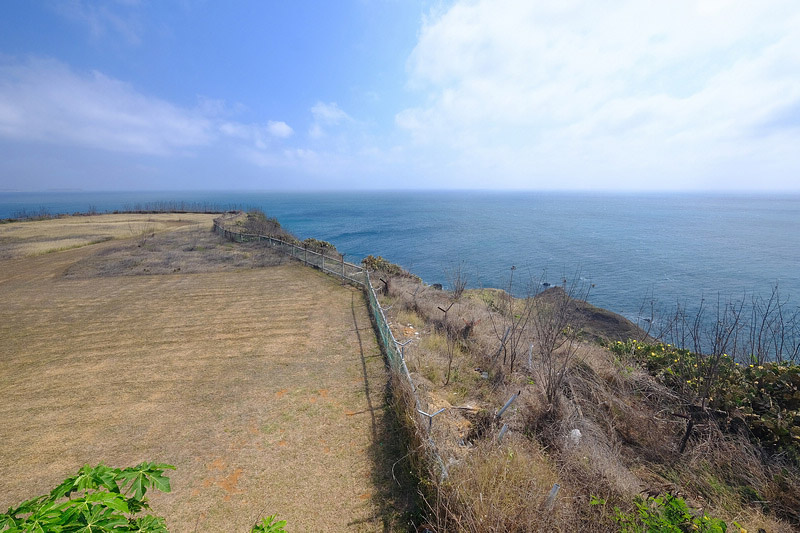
1,0,799,191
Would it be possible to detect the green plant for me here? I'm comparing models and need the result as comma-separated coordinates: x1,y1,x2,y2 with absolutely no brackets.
361,255,420,280
301,237,336,253
251,514,287,533
592,493,732,532
241,210,296,243
610,340,800,462
0,463,287,533
0,462,174,532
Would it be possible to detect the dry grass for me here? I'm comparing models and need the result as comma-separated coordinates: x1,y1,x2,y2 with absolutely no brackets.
63,224,289,278
427,435,563,533
376,272,800,532
0,213,214,259
0,215,405,532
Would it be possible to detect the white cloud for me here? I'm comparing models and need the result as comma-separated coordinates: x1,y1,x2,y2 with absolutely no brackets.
308,123,324,139
397,0,800,189
220,120,294,152
267,120,294,138
0,56,301,168
311,101,351,125
0,57,212,155
308,101,352,140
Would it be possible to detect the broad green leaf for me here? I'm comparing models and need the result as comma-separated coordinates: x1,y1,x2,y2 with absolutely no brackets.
51,475,80,500
2,463,174,533
129,515,169,533
252,514,288,533
117,463,175,500
84,491,130,515
3,495,47,520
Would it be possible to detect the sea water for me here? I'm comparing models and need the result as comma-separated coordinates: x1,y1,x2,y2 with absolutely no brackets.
2,190,798,325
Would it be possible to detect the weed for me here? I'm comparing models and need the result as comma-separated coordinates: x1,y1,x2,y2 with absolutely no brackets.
592,493,734,533
251,515,287,533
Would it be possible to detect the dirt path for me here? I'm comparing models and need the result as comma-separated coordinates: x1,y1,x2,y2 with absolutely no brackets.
0,221,397,531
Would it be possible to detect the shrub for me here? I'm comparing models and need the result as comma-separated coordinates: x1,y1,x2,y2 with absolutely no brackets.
241,210,297,243
610,340,800,462
301,237,338,256
591,493,737,533
362,255,420,280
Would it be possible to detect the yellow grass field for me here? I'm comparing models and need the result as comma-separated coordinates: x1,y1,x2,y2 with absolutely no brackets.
0,216,398,531
0,213,215,259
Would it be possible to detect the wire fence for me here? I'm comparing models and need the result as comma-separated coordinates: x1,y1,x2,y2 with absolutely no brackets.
213,220,366,285
213,217,448,480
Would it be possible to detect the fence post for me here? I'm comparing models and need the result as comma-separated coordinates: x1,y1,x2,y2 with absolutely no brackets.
545,483,560,511
341,253,345,283
321,253,325,272
496,390,520,419
497,423,509,442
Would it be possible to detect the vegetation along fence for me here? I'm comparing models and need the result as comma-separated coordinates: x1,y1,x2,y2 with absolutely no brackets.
213,218,446,477
213,220,366,285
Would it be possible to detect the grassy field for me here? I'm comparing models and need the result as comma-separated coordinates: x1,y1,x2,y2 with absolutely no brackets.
0,212,214,259
0,216,403,531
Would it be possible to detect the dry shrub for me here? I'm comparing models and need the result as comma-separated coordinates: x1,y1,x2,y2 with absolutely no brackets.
63,224,288,278
388,277,494,349
427,435,565,533
522,375,642,506
571,347,800,529
379,273,800,531
675,432,800,527
567,353,684,465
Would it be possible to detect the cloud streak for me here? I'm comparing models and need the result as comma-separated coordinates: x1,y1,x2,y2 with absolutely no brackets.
53,0,144,45
0,57,299,165
0,57,213,155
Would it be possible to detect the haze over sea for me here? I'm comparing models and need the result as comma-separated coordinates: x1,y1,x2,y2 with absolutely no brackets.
2,190,799,325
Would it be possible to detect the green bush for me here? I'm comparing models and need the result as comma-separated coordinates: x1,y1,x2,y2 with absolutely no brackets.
361,255,420,281
302,237,337,254
592,493,736,532
242,210,297,243
610,340,800,461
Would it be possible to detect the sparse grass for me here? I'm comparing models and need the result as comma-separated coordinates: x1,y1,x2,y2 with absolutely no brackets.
0,215,404,532
397,309,425,329
63,224,289,278
421,331,449,354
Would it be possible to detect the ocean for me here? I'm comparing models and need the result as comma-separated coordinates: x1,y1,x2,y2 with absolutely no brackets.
2,190,799,328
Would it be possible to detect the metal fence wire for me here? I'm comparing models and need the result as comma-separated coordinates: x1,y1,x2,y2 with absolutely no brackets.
214,217,447,478
213,221,366,285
